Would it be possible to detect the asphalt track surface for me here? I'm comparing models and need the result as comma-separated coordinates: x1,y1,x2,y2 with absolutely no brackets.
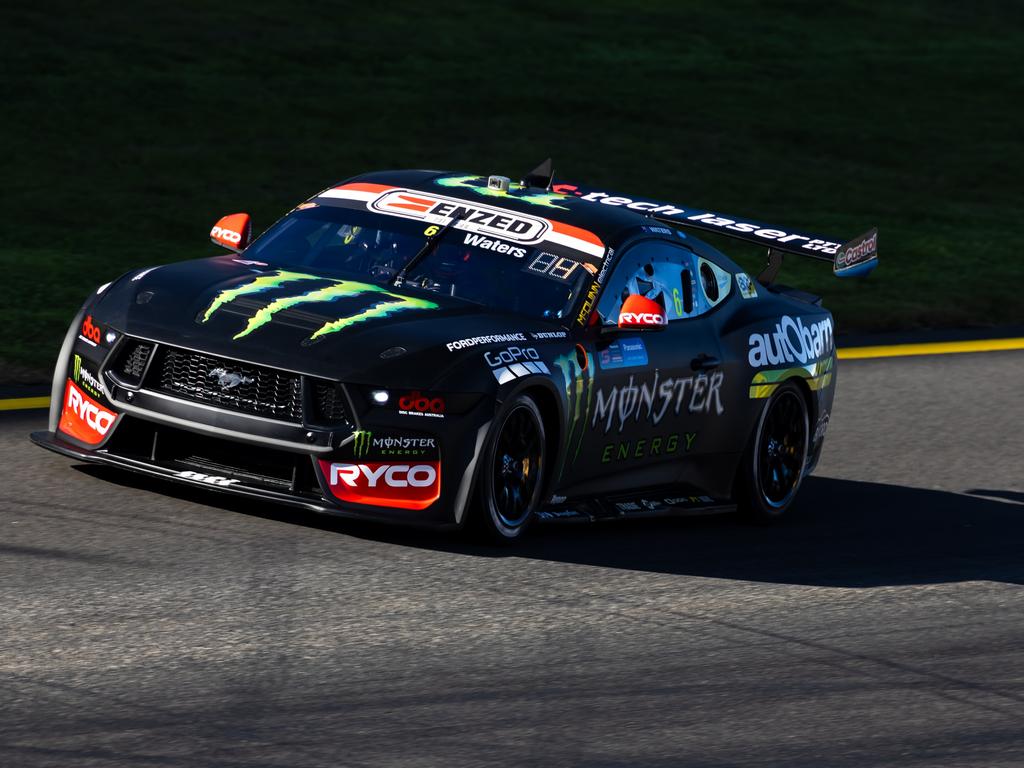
2,350,1022,767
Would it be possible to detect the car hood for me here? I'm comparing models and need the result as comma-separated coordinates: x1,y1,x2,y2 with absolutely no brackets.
96,257,570,388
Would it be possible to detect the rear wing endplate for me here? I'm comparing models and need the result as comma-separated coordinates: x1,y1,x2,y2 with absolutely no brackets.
550,181,878,279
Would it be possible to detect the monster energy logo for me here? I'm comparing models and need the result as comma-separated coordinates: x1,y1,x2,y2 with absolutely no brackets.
353,430,373,458
552,348,595,477
72,354,104,398
435,175,570,210
200,271,439,342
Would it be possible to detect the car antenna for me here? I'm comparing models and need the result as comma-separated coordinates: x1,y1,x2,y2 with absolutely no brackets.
392,212,465,288
523,158,555,190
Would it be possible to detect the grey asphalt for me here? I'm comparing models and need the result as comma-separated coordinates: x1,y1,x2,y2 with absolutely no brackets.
1,351,1022,767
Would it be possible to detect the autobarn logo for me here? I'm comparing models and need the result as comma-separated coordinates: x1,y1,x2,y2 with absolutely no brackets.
748,315,834,368
320,459,441,511
369,189,550,243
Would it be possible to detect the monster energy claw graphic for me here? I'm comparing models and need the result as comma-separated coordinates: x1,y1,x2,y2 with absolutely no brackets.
201,270,318,322
353,430,372,459
435,175,570,210
201,271,439,342
552,349,595,477
233,281,391,340
309,296,439,340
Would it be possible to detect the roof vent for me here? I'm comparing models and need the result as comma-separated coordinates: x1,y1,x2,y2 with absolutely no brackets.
487,175,511,192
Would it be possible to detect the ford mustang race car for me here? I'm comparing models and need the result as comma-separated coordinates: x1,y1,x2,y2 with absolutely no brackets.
31,162,878,541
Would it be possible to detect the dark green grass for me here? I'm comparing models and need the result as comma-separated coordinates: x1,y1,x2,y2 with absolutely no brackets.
2,0,1022,376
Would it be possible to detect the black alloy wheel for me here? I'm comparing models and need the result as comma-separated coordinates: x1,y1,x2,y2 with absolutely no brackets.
737,381,809,519
476,394,546,541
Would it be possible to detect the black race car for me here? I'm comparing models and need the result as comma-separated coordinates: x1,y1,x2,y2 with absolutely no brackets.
32,162,878,541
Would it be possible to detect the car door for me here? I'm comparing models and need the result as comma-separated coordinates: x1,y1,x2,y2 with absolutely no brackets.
560,239,726,495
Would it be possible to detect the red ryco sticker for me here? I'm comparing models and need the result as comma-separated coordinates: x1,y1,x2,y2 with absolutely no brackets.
320,460,441,510
618,294,667,328
59,379,116,445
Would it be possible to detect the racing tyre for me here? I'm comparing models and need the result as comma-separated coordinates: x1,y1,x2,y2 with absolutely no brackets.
736,381,809,520
472,393,546,543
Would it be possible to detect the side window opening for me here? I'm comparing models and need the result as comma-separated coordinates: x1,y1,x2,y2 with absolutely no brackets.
698,257,732,309
681,268,693,315
597,240,729,324
700,262,719,303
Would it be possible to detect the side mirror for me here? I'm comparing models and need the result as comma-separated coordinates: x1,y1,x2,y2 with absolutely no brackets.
617,294,668,330
210,213,252,252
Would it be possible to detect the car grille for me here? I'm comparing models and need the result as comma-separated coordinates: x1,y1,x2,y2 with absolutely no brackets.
153,347,304,422
107,339,155,387
311,381,351,425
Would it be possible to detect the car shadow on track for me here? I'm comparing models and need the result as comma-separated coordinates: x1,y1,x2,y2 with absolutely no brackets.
75,465,1024,587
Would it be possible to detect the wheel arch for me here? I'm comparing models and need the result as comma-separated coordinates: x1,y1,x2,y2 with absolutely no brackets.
518,382,562,501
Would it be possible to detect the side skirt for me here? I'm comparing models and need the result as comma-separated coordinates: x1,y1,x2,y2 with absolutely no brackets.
536,489,735,524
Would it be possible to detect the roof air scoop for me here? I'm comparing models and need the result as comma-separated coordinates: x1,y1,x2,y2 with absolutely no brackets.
523,158,555,190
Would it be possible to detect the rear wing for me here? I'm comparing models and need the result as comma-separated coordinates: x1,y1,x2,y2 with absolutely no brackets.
550,181,878,279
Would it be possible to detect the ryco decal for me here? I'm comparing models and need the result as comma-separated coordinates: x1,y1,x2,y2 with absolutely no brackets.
59,379,116,445
320,460,441,510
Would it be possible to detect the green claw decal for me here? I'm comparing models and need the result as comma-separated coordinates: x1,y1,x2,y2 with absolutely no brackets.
435,175,570,210
201,271,439,342
552,349,595,477
232,281,391,339
201,270,319,322
309,295,439,340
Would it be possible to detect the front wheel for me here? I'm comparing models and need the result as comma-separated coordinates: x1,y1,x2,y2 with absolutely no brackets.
735,381,810,520
472,393,546,543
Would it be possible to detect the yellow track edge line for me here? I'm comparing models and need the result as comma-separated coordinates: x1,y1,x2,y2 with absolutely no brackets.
0,396,51,412
0,338,1021,410
838,337,1024,360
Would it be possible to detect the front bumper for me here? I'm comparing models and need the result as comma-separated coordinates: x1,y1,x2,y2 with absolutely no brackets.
30,427,460,530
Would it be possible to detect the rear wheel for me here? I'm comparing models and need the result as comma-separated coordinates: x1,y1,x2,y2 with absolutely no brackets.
736,381,809,520
472,394,546,543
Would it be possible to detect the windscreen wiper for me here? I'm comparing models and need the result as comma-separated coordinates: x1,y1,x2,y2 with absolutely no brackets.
392,213,465,288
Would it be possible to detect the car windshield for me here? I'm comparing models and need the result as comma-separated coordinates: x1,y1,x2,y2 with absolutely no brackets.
242,206,594,321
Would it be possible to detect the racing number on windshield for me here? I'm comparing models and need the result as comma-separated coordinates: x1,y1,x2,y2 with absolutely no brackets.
526,252,581,281
423,225,440,236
